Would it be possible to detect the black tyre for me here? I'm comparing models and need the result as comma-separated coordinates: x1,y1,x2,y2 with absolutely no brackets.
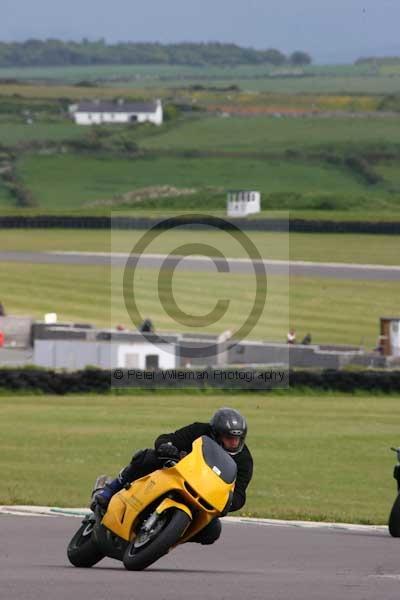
389,494,400,537
123,509,191,571
67,521,105,568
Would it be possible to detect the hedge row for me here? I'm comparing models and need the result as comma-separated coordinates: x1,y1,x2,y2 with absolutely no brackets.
1,215,400,234
0,368,399,394
0,368,110,394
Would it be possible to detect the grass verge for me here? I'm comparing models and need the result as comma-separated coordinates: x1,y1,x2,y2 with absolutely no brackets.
0,392,397,523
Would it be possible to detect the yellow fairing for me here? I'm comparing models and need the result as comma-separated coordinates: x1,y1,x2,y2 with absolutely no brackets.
102,437,234,543
155,497,192,519
174,437,233,513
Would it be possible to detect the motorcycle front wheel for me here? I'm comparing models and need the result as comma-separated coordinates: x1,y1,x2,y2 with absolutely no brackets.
389,493,400,537
123,508,191,571
67,520,105,567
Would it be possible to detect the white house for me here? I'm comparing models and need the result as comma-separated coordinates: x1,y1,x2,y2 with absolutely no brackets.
227,190,261,217
70,99,163,126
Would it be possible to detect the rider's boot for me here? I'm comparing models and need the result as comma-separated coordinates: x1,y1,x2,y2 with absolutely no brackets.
91,478,123,510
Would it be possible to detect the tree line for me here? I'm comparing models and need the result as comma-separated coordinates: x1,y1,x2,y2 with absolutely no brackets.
0,39,312,67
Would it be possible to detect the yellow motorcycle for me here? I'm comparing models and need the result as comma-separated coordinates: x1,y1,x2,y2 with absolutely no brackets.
67,436,236,570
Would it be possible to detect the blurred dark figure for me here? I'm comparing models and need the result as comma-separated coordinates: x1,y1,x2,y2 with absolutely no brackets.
301,333,312,345
140,318,154,333
0,302,5,316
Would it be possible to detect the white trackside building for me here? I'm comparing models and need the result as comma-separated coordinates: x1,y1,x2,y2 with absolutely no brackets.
227,190,261,217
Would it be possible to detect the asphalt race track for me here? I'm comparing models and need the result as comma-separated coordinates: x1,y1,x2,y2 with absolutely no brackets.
2,515,400,600
1,251,400,280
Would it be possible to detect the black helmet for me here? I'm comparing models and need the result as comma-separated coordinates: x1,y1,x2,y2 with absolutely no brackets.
210,407,247,456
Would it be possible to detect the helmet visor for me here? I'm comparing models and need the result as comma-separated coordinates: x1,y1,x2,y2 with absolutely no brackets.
219,433,244,455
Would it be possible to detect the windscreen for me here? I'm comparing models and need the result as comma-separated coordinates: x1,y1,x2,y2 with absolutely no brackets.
201,436,237,484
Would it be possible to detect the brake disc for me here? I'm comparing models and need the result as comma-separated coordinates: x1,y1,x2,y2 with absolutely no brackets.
134,513,167,549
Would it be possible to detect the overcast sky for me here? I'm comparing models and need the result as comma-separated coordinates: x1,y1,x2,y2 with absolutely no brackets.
2,0,399,63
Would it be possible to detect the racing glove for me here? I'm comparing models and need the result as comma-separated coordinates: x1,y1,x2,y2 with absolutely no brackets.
156,442,180,461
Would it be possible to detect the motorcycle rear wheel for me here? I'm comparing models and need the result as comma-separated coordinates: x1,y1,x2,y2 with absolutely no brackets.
67,521,105,567
389,493,400,537
123,508,191,571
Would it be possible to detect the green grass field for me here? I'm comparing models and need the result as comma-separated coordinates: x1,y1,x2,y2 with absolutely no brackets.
6,113,400,214
1,229,400,266
0,392,398,523
0,181,13,207
14,151,400,212
233,75,400,94
0,122,85,145
138,115,400,153
376,162,400,187
1,63,399,94
0,260,398,347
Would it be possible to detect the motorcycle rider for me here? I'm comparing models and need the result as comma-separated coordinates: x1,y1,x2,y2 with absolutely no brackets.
91,407,253,545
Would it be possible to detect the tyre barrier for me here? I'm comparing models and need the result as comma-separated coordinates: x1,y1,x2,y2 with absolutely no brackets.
1,215,400,234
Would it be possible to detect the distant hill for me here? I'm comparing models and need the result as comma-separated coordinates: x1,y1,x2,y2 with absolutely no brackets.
0,39,312,68
355,56,400,65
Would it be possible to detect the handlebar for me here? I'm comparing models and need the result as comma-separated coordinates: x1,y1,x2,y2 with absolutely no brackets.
160,451,187,468
162,458,179,468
